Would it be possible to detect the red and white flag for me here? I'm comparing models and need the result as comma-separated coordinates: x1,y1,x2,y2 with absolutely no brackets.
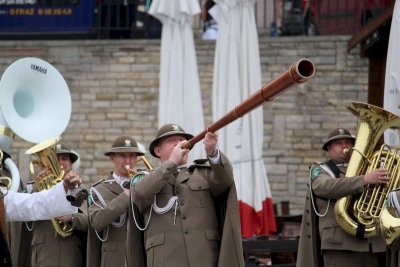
210,0,276,238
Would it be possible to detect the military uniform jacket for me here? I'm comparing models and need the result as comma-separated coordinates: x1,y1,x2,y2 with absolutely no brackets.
87,174,130,267
30,210,88,267
296,162,386,267
131,153,244,267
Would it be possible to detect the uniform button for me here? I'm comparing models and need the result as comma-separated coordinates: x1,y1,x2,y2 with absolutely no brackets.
181,202,184,206
182,216,186,220
307,235,311,238
198,186,202,189
184,231,188,234
306,222,310,225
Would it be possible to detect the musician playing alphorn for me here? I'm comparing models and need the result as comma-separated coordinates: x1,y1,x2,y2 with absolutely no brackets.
128,124,243,267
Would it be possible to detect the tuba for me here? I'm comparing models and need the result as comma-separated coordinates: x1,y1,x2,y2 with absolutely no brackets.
0,109,20,193
0,57,73,237
378,190,400,247
334,102,400,238
26,137,73,237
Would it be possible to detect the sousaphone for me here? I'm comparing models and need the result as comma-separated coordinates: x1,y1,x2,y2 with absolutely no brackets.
0,57,73,237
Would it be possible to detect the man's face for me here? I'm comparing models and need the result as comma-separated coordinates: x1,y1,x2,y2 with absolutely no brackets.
327,138,354,164
110,152,138,177
154,135,187,162
58,153,73,175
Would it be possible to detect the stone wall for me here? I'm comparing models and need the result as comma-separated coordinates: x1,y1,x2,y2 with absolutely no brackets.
0,35,368,214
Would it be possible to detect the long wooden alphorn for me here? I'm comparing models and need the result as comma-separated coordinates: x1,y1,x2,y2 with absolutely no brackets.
181,58,315,150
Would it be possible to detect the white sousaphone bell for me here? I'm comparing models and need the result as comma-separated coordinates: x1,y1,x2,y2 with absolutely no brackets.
0,57,71,192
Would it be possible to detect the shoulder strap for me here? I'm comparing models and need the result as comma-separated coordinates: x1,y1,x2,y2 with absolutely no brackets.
324,160,341,178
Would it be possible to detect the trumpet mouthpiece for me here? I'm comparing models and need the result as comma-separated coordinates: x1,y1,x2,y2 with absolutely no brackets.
125,165,135,177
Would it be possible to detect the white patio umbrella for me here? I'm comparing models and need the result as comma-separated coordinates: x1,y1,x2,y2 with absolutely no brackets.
384,0,400,145
210,0,276,237
149,0,205,162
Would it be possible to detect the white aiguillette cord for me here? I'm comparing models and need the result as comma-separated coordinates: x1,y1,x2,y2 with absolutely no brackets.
153,195,179,225
131,194,179,231
89,181,126,242
309,163,335,217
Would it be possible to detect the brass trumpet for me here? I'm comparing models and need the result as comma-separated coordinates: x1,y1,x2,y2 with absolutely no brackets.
125,165,136,178
124,156,153,178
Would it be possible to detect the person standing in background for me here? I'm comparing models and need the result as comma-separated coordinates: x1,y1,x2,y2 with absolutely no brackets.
29,143,88,267
87,135,144,267
201,0,218,40
0,148,79,267
297,128,389,267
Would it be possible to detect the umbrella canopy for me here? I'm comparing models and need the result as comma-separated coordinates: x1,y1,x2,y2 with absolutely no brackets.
384,0,400,145
211,0,276,237
149,0,205,162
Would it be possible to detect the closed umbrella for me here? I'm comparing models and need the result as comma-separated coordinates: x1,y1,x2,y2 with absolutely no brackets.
384,0,400,145
211,0,277,237
149,0,205,161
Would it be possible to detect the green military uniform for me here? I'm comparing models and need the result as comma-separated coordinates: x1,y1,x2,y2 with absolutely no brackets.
129,154,244,267
87,176,130,267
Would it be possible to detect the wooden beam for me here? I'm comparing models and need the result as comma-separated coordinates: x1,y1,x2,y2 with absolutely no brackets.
347,2,394,52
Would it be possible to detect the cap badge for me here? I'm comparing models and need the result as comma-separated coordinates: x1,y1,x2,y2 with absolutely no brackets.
172,124,180,132
124,139,132,147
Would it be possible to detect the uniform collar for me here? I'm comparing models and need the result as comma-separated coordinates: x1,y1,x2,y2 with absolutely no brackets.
113,172,129,187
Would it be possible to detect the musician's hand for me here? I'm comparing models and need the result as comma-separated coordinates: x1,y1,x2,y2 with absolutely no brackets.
56,215,72,223
364,168,390,185
37,169,50,181
63,171,82,190
169,141,189,166
204,132,218,157
123,188,130,197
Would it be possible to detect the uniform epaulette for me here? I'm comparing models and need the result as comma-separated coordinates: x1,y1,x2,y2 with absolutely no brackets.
189,158,211,171
90,178,105,188
136,168,153,173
